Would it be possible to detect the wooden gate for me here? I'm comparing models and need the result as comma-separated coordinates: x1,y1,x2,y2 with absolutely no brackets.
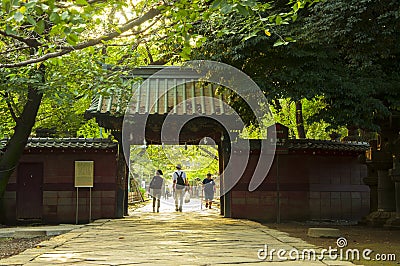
17,163,43,220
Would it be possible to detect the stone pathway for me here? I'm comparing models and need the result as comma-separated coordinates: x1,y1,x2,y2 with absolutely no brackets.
0,200,357,265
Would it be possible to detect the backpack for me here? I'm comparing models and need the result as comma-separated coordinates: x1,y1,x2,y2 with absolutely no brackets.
150,176,163,189
176,171,185,186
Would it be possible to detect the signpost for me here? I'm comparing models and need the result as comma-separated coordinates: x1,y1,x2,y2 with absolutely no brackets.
74,161,94,224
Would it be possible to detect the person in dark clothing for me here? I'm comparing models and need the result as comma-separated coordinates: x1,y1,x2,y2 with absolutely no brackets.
149,170,164,212
202,173,215,209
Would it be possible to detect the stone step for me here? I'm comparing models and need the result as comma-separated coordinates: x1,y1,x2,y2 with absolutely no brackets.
307,227,341,238
13,229,47,239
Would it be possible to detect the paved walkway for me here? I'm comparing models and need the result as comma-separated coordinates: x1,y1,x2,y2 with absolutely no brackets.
0,200,356,265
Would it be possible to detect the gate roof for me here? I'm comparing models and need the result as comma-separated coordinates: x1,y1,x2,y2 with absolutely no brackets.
84,66,231,143
85,66,230,125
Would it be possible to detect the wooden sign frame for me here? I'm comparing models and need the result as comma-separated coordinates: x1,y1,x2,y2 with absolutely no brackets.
74,161,94,188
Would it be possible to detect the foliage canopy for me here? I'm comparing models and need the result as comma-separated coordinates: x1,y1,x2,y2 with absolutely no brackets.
191,0,400,133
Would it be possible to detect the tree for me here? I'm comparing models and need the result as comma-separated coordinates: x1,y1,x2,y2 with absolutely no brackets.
270,98,347,139
130,144,219,183
189,1,329,136
0,0,162,206
190,0,400,138
0,0,313,68
0,65,44,201
300,0,400,131
0,0,315,213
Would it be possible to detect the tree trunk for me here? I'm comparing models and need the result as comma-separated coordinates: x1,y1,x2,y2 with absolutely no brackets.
0,87,43,203
295,100,306,139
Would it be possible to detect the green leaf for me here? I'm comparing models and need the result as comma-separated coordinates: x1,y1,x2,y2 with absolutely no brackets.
273,39,289,47
50,12,60,23
61,11,69,21
13,12,24,22
66,33,78,45
110,24,122,34
25,1,37,9
285,37,296,42
75,0,88,5
293,1,301,12
211,0,222,9
26,15,36,26
35,20,45,34
236,5,249,16
72,25,86,34
180,46,191,60
220,3,233,14
275,15,282,25
35,5,43,15
241,0,256,7
5,24,15,35
243,32,257,41
41,3,49,11
182,46,191,55
63,27,71,35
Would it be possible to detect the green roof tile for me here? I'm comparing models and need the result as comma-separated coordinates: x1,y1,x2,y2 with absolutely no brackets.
285,139,369,152
0,138,117,151
85,66,230,118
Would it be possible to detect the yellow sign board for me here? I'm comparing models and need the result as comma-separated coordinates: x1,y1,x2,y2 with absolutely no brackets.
74,161,94,187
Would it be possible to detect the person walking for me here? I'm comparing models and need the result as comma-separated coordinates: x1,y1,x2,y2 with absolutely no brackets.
164,186,170,200
149,170,164,212
173,164,187,212
202,173,215,209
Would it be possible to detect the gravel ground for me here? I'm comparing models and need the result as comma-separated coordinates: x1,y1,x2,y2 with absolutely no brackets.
265,222,400,266
0,236,51,259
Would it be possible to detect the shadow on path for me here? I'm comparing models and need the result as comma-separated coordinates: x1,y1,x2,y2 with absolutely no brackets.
0,203,356,265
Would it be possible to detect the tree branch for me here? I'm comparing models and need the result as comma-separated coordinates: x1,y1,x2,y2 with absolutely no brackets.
87,0,108,4
119,17,160,38
150,54,172,65
117,40,142,64
0,7,161,68
0,30,42,48
4,93,20,123
56,0,108,8
0,46,31,55
144,42,154,64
